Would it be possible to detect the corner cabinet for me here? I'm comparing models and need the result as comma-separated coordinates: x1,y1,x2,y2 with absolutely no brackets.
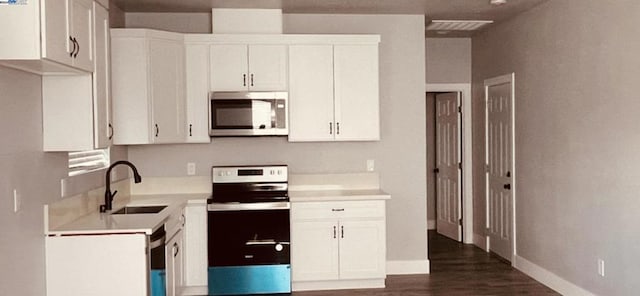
288,43,380,142
111,29,186,145
291,200,386,291
210,44,288,91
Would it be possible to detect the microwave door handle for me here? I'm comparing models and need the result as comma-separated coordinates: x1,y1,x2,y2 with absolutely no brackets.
271,101,277,128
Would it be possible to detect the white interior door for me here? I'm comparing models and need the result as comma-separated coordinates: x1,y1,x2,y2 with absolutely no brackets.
435,92,462,242
485,73,515,262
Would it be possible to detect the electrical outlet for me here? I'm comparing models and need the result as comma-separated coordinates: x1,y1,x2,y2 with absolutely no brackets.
60,179,67,198
597,259,605,277
13,189,20,213
366,159,375,172
187,162,196,176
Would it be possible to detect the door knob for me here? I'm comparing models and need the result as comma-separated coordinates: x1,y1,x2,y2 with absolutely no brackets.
504,184,511,190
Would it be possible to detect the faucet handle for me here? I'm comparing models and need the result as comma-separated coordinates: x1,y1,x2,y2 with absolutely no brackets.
111,190,118,200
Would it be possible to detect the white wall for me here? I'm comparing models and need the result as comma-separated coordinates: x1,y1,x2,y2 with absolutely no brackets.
126,13,428,263
426,38,471,84
125,12,211,33
472,0,640,294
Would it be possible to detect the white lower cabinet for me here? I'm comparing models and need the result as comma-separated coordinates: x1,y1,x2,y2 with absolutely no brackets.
291,200,386,291
46,234,148,296
166,229,184,296
183,203,209,288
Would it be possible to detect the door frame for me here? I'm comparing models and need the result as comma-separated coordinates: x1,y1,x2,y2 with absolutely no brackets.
426,83,473,244
483,73,516,263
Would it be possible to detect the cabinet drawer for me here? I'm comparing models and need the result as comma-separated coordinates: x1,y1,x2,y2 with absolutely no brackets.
291,200,385,221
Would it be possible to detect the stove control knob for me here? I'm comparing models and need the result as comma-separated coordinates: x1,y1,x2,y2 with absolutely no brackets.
275,243,283,252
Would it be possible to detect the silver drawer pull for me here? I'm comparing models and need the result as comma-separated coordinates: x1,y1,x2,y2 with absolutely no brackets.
332,208,345,212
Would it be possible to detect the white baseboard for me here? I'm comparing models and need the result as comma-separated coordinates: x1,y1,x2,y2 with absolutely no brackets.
293,279,385,291
386,260,430,275
473,233,488,251
427,220,436,230
514,255,596,296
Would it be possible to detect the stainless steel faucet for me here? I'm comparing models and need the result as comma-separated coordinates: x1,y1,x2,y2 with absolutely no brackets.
100,161,142,213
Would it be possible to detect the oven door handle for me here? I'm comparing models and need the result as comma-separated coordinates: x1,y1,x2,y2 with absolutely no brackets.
208,201,290,211
245,240,290,246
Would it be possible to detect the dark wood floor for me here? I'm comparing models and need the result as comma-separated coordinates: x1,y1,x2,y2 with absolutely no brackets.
292,231,560,296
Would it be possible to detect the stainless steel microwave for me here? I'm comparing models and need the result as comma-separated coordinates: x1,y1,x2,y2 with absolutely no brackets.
209,91,288,137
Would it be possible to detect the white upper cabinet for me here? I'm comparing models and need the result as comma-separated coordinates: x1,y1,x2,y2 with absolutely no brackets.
0,0,95,73
333,45,380,141
288,43,380,142
92,2,112,148
41,1,111,152
111,29,186,145
210,44,287,91
288,45,335,142
185,43,212,143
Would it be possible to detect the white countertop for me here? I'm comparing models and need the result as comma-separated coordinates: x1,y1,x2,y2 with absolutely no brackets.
289,189,390,202
48,193,209,236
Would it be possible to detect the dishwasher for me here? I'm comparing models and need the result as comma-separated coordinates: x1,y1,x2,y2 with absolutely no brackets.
149,226,166,296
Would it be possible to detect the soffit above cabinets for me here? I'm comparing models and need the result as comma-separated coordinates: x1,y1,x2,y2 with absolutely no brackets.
112,0,550,37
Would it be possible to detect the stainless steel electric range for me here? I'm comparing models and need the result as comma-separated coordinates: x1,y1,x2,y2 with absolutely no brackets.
207,165,290,295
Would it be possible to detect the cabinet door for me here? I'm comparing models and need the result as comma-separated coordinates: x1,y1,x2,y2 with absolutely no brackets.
69,0,94,71
338,219,386,279
166,231,185,296
93,2,112,148
185,44,212,143
149,38,186,143
46,234,147,296
184,204,208,286
334,45,380,141
210,44,248,91
111,36,152,145
248,44,288,91
288,45,335,142
291,220,339,281
42,0,72,66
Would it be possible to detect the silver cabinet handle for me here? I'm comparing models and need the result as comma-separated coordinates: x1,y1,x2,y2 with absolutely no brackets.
173,242,179,257
250,74,254,86
331,208,344,212
336,122,340,135
341,225,344,238
329,122,333,135
155,124,159,137
333,226,337,238
243,74,247,86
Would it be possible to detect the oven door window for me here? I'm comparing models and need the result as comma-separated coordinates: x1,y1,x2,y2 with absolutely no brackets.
212,100,274,130
208,209,290,267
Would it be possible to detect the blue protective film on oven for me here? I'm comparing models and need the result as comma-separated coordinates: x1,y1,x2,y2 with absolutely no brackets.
208,264,291,295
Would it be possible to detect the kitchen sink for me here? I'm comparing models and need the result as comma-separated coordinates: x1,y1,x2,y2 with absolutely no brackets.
111,205,167,215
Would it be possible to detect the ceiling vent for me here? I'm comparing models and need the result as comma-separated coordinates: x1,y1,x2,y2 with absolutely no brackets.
426,20,494,33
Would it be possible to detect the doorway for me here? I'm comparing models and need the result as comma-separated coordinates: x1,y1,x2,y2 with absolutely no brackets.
484,73,516,263
426,83,472,244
